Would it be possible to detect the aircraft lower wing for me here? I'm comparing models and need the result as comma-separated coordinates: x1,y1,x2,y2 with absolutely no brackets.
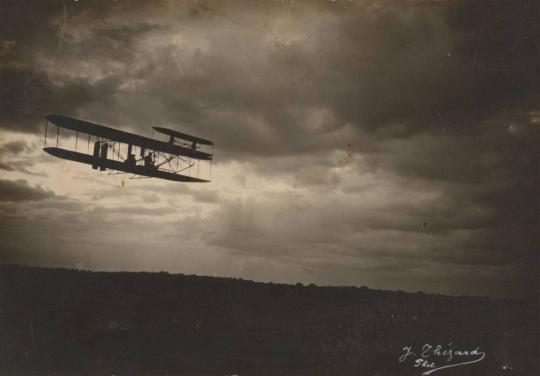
44,147,209,183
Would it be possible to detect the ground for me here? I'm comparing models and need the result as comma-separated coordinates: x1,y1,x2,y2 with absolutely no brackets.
0,265,537,375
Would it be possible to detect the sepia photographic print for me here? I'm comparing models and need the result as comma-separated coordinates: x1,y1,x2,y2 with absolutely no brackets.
0,1,538,375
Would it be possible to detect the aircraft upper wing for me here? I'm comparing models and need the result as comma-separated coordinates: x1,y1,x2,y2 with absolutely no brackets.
46,114,212,160
153,127,214,145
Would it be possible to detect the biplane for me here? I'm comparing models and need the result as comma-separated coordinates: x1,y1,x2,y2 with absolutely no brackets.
43,114,213,182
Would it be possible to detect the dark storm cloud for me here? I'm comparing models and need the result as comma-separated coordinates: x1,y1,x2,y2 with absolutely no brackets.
198,196,527,297
0,140,31,155
0,198,168,269
0,0,162,58
0,140,33,172
155,0,539,157
0,162,14,171
202,189,531,268
0,65,121,133
0,179,54,201
375,112,539,183
2,1,538,154
0,159,44,176
0,138,50,175
0,0,166,133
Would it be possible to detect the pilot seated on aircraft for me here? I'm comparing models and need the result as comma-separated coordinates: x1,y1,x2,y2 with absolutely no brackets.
126,153,136,165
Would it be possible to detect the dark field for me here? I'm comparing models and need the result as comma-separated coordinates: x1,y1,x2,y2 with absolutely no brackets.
0,265,537,376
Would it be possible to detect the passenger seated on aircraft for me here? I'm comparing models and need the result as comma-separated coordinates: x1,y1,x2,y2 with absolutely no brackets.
144,152,156,168
126,153,136,165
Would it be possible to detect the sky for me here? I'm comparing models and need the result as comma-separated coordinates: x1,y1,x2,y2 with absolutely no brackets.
0,0,538,298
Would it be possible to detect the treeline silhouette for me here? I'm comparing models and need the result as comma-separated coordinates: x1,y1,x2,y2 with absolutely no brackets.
0,265,537,375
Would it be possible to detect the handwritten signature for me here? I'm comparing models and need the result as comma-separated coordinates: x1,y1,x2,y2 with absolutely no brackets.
398,343,486,375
